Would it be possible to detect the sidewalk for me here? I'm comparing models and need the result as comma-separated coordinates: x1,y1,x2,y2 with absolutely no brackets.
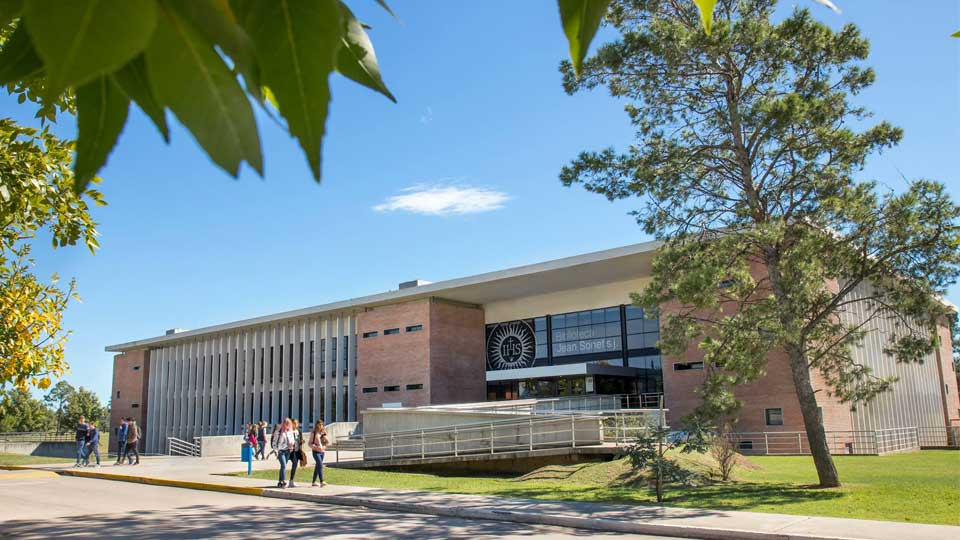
19,455,960,540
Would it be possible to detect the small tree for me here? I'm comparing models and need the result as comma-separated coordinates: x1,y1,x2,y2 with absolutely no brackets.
43,380,76,433
625,399,709,503
709,421,739,481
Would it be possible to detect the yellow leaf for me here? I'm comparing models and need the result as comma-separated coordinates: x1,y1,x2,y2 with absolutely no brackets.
693,0,717,36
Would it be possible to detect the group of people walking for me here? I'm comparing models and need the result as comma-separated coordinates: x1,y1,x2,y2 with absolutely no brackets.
72,415,140,467
246,418,329,488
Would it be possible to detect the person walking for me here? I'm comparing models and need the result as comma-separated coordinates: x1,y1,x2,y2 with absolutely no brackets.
308,420,328,487
288,419,304,488
275,418,295,488
74,416,89,467
255,421,267,460
114,418,128,465
266,423,280,459
125,418,141,465
83,422,101,468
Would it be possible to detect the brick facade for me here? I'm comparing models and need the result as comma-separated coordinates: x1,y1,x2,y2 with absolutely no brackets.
356,298,486,412
108,349,150,452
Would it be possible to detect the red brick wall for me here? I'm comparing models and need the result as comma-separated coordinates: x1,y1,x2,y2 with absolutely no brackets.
356,300,432,411
429,300,486,406
108,349,150,451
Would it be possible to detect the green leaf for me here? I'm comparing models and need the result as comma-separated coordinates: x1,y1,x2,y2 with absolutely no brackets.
693,0,717,36
111,55,169,142
164,0,261,100
336,2,395,102
75,76,130,191
0,0,23,27
0,22,42,84
145,5,262,177
558,0,610,76
233,0,342,181
952,29,960,38
372,0,396,19
22,0,158,97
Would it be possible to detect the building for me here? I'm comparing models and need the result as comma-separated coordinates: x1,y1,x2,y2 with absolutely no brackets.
106,241,960,454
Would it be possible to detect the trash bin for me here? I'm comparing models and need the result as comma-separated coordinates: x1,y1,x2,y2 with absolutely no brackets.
241,442,253,475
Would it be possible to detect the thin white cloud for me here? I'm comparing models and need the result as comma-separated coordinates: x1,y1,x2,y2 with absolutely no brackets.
420,106,433,124
373,184,510,216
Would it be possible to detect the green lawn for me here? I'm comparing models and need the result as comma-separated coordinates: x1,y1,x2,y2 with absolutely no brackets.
0,453,74,466
235,450,960,525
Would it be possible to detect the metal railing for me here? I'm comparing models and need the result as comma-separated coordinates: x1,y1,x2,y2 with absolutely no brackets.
167,436,200,457
363,414,612,462
0,431,73,443
420,393,663,417
724,426,959,456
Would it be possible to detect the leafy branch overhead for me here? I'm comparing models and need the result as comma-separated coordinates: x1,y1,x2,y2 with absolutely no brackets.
0,0,397,190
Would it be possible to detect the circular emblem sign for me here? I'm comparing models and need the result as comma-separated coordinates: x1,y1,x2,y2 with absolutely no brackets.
486,321,536,370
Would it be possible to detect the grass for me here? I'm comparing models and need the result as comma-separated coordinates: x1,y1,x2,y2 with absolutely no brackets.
0,453,74,466
234,450,960,525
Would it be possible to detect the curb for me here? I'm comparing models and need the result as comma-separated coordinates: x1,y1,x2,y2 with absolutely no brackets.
33,468,860,540
56,468,265,497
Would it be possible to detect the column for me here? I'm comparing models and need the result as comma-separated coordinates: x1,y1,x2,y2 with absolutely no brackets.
335,315,344,423
310,319,323,422
348,314,357,422
323,317,333,424
270,325,280,422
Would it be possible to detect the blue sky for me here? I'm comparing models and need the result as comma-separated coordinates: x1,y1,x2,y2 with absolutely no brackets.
5,0,958,402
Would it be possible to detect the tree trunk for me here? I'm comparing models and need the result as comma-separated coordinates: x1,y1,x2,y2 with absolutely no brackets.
785,343,841,488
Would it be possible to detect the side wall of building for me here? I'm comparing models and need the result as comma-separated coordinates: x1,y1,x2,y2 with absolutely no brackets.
429,299,486,406
109,349,149,453
356,300,432,410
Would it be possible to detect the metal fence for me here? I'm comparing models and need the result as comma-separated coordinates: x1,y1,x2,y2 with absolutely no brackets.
726,425,958,456
420,393,663,417
0,431,73,443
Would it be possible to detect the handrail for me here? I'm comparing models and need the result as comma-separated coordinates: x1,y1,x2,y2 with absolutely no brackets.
362,410,659,462
167,436,200,457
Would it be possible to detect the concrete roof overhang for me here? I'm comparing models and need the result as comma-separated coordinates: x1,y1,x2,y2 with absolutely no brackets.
105,240,661,353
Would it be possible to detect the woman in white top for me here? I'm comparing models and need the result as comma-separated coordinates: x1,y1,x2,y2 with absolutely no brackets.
308,420,328,487
275,418,296,488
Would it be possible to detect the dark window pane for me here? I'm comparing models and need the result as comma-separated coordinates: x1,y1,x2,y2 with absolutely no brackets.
534,317,547,331
627,334,643,349
605,322,621,337
535,344,548,359
626,319,644,335
579,311,592,326
643,319,660,333
553,314,565,328
625,305,644,319
605,307,620,322
591,309,605,325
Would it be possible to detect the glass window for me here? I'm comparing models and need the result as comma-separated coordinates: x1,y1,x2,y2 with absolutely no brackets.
384,385,400,392
765,408,784,426
673,361,704,371
625,305,644,319
578,311,592,326
552,314,565,328
384,328,400,335
405,325,423,333
362,331,378,338
362,387,377,394
591,309,605,324
739,440,753,450
406,384,423,390
534,317,547,331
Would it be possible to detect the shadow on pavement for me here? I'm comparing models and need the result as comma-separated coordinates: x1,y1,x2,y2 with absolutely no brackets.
1,503,603,539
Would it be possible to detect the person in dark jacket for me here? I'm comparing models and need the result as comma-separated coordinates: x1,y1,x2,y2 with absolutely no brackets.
256,421,267,460
124,419,141,465
82,422,101,468
74,416,88,467
115,418,128,465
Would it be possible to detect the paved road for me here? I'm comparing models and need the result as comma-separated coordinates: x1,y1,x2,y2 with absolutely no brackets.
0,470,688,539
